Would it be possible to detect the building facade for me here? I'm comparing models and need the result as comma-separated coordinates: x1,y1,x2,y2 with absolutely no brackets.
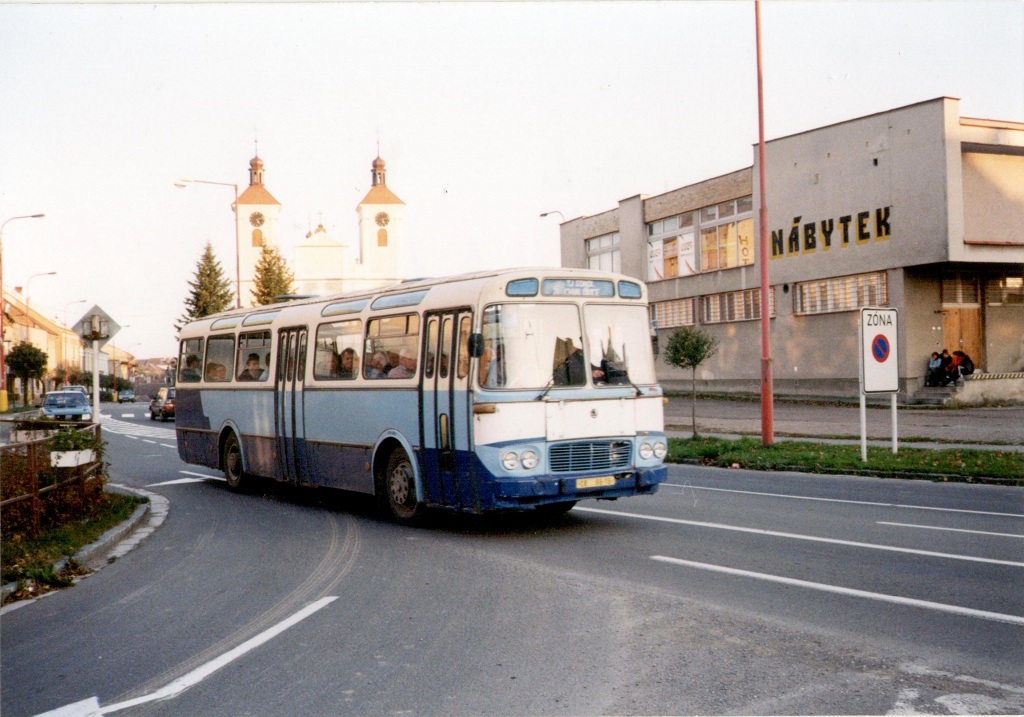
2,287,89,400
560,98,1024,398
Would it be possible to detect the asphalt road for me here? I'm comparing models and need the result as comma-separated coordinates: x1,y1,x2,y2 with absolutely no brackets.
2,407,1023,716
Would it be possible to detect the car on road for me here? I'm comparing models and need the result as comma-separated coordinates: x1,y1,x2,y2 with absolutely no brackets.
117,390,135,403
149,387,175,421
65,385,89,396
41,390,93,421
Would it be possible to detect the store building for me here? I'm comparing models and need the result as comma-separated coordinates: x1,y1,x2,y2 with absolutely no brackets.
560,97,1024,400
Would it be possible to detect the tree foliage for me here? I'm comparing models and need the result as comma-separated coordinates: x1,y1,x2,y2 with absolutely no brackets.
7,341,48,405
176,242,234,333
664,327,719,438
251,244,295,306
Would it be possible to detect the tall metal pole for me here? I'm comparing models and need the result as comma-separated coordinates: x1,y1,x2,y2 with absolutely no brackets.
755,0,775,445
232,184,241,308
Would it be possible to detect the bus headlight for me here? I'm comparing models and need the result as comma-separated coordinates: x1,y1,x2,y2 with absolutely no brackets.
638,442,654,460
653,441,667,459
521,450,539,470
502,452,519,470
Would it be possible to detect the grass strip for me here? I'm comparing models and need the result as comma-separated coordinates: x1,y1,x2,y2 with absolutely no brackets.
1,492,146,598
667,436,1024,484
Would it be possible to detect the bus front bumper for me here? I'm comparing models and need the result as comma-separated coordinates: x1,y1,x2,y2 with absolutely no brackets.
490,465,668,509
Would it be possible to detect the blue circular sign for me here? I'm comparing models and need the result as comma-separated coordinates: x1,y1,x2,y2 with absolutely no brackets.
871,334,890,363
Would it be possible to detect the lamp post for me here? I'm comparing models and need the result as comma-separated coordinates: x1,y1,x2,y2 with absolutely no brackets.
539,210,565,223
755,0,775,445
0,213,45,410
64,299,87,328
175,178,241,309
25,271,57,313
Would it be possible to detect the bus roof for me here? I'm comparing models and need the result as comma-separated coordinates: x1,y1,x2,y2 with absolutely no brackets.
180,267,646,336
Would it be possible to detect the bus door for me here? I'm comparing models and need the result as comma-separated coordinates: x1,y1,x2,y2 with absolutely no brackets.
421,310,475,509
275,326,308,484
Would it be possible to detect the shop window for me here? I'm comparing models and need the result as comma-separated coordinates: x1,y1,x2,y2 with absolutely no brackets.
794,272,888,315
700,288,774,324
654,298,696,328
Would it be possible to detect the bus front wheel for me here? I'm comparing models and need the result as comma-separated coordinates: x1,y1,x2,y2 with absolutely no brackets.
381,448,423,524
222,433,246,492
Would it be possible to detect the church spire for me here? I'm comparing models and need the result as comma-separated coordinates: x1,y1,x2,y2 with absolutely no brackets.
249,154,265,186
371,153,386,187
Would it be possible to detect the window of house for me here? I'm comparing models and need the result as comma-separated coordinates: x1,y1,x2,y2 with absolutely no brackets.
586,232,621,273
986,275,1024,305
653,298,697,329
647,213,695,281
700,288,774,324
794,272,888,315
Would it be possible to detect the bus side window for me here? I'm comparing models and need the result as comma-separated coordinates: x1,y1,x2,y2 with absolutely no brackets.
365,314,420,380
204,334,236,383
237,330,272,382
178,338,204,383
314,320,362,381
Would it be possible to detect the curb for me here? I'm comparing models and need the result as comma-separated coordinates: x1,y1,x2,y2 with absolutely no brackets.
0,484,169,604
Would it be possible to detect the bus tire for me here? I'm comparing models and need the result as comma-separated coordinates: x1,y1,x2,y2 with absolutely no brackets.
380,448,423,524
222,432,247,492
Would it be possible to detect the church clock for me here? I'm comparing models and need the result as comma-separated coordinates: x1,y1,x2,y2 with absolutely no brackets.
375,212,390,227
249,211,265,227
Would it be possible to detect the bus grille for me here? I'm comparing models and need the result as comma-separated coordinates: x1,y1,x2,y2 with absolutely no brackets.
549,441,632,473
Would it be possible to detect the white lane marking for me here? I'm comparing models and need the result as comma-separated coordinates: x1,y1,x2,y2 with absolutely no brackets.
142,440,156,444
180,470,224,481
160,443,176,448
878,521,1024,539
120,413,136,418
665,483,1024,519
94,597,339,715
576,507,1024,568
651,556,1024,626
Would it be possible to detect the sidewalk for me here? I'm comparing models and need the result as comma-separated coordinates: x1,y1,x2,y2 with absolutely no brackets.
665,396,1024,451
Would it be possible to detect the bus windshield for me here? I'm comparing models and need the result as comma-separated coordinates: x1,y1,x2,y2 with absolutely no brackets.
481,303,655,389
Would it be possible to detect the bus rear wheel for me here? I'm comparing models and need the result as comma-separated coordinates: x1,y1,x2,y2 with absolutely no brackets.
381,448,423,524
222,433,246,492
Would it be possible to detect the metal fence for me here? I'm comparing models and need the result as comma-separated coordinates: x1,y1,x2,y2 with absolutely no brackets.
0,421,103,538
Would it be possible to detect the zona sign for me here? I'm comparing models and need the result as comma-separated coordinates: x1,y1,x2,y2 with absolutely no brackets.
860,308,898,393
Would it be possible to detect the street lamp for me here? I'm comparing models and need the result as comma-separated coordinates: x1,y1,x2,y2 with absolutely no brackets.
0,213,46,410
540,210,566,222
175,177,241,309
25,271,57,312
64,299,87,327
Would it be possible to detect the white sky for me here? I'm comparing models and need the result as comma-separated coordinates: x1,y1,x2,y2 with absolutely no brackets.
1,1,1021,359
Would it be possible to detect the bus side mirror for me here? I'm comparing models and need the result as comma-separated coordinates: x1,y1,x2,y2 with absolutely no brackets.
468,333,485,358
651,334,660,357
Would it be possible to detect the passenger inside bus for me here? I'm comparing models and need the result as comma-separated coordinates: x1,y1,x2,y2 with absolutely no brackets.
387,348,417,378
366,352,388,379
180,355,201,383
205,362,227,382
337,348,358,379
238,353,263,381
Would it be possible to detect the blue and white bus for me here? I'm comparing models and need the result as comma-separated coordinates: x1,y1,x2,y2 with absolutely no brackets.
174,268,668,522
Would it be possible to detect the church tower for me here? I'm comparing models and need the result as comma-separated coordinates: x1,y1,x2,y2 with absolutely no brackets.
235,154,281,307
355,153,405,285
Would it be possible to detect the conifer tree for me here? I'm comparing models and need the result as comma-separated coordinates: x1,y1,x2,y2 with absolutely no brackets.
176,242,234,333
251,244,296,305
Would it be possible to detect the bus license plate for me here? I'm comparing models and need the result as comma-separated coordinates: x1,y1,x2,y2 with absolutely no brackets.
576,476,616,490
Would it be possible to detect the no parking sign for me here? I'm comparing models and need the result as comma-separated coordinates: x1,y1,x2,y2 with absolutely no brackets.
860,308,899,393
